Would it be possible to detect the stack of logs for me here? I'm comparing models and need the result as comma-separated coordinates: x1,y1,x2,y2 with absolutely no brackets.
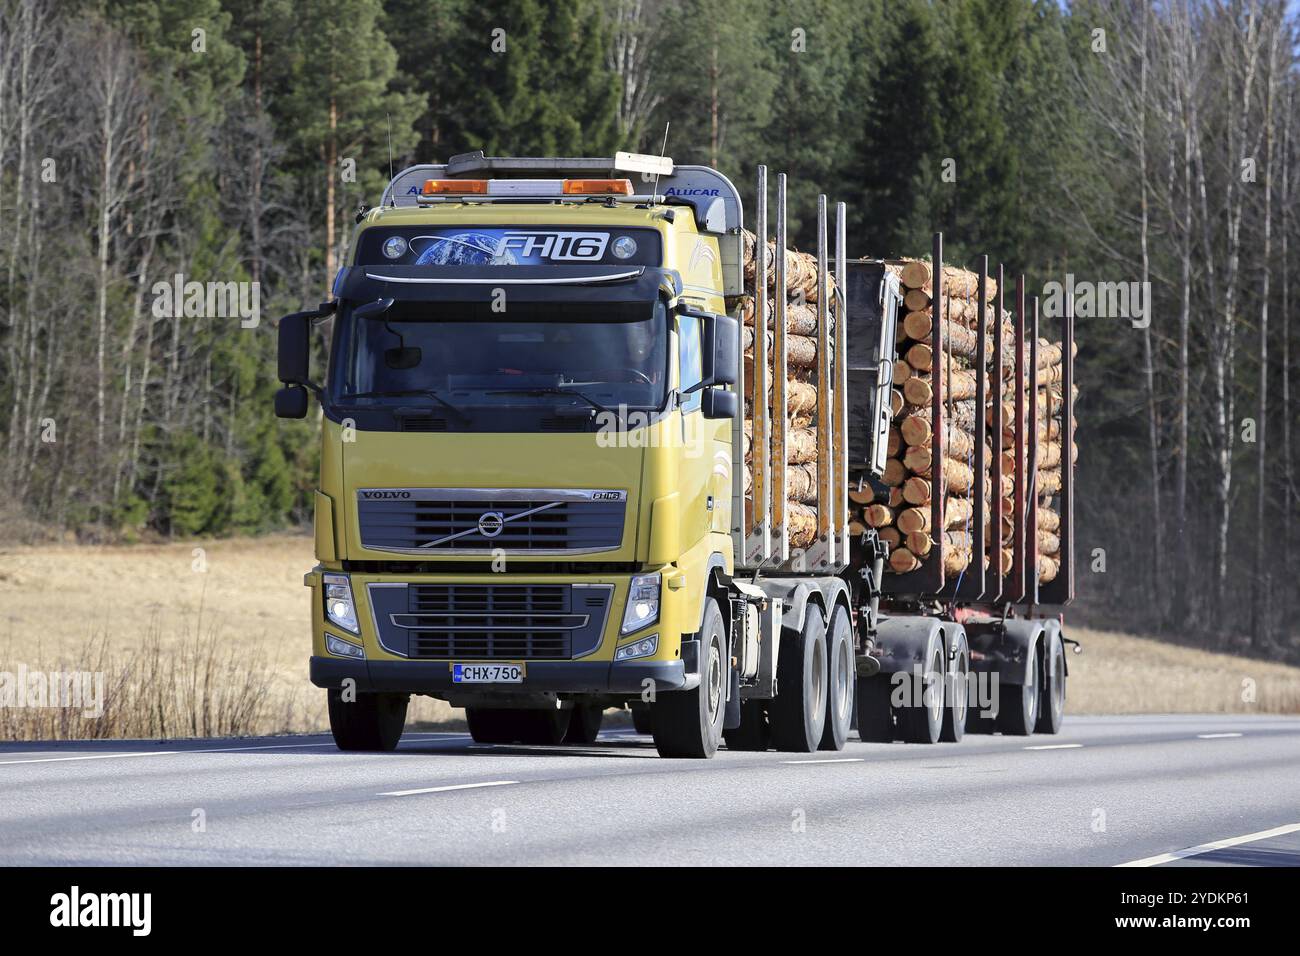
735,230,835,549
847,258,1077,585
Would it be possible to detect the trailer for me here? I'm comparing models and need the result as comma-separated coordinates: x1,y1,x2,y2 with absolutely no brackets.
273,153,1076,757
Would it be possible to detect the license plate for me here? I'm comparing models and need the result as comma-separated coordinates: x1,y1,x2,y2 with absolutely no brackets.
452,662,524,684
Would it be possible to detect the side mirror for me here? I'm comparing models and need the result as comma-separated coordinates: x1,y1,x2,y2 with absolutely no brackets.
701,387,738,420
278,314,310,384
275,385,309,419
699,312,738,387
276,301,336,386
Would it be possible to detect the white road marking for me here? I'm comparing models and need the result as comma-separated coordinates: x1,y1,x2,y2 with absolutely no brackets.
1117,822,1300,867
1197,732,1243,739
1024,743,1083,750
779,758,865,765
0,740,343,766
380,780,519,797
0,750,180,766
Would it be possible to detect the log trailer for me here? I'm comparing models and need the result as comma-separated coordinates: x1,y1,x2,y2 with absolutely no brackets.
274,152,1076,757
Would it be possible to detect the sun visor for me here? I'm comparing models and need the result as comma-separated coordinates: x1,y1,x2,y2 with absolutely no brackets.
334,264,681,314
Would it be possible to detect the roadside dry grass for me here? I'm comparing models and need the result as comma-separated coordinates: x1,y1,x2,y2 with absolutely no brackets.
0,534,458,739
1,535,1297,740
1064,625,1300,714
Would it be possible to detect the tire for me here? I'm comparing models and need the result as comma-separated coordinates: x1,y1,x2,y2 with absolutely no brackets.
467,707,570,744
630,702,652,735
517,708,571,745
564,703,604,744
769,609,829,752
723,699,770,751
941,633,969,743
466,707,517,744
898,640,944,744
1036,634,1066,734
651,597,726,758
998,641,1041,736
856,675,894,742
819,605,854,751
327,689,408,751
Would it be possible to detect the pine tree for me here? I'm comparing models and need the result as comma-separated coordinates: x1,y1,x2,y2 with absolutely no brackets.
278,0,421,283
447,0,623,157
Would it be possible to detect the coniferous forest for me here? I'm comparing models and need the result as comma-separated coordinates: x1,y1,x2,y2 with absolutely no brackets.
0,0,1297,656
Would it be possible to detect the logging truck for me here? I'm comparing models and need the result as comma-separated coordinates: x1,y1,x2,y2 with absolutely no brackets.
273,151,1077,757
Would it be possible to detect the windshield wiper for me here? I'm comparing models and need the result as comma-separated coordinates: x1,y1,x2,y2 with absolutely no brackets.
337,389,470,421
482,386,615,417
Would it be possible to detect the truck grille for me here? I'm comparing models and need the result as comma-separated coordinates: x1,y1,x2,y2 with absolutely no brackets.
356,489,626,554
367,582,613,660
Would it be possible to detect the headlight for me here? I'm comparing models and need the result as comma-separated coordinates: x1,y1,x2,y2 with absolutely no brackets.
323,573,359,633
326,633,365,659
620,572,660,635
614,633,658,662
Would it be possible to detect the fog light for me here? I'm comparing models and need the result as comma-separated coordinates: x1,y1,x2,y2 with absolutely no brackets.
326,633,364,659
323,573,359,633
615,634,658,662
611,235,638,259
382,235,407,259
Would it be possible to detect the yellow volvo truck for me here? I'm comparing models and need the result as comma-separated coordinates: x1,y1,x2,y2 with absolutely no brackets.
275,152,1074,758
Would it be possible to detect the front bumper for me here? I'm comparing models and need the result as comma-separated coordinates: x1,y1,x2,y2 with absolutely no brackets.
310,655,688,695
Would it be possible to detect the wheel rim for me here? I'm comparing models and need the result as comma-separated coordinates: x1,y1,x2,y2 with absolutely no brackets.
952,651,968,726
1025,651,1039,722
811,636,826,717
834,634,851,721
929,650,943,726
1052,654,1065,716
706,638,722,720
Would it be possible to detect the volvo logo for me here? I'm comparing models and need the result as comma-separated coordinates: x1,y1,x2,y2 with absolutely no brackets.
476,511,505,538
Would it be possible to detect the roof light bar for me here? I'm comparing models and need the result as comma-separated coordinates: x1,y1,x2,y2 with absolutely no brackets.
562,179,633,196
419,177,634,198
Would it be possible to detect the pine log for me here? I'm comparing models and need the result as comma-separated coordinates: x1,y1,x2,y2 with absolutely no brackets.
786,500,817,549
1037,506,1060,533
863,503,895,528
743,327,817,368
905,456,975,495
903,368,981,405
889,547,922,574
882,457,907,487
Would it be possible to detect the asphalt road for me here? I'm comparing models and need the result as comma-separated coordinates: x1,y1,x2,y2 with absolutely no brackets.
1,714,1297,866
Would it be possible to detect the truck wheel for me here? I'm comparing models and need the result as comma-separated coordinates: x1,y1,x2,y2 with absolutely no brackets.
941,633,969,743
898,641,944,744
651,597,726,758
564,704,604,744
856,675,894,742
1036,635,1066,734
769,610,828,752
517,709,572,745
997,642,1041,736
819,605,854,751
630,702,652,735
466,707,519,744
723,700,770,751
327,689,408,752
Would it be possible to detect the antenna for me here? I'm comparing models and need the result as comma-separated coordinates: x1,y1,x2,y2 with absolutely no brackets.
651,121,670,205
386,112,396,207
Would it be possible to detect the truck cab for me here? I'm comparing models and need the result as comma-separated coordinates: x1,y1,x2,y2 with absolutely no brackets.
277,153,754,756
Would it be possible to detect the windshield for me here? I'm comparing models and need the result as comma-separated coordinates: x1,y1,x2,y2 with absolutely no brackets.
329,299,669,414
